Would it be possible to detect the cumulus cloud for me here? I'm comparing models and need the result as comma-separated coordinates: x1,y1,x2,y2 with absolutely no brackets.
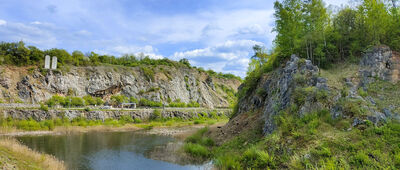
172,39,264,77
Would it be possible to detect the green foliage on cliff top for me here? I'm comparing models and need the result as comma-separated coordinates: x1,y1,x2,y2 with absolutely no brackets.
0,41,241,81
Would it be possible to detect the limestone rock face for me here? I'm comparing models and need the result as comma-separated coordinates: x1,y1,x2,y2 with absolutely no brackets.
1,108,232,121
0,66,240,108
360,46,400,84
236,55,328,134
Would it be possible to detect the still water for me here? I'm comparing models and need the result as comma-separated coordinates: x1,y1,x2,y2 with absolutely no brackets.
16,131,208,170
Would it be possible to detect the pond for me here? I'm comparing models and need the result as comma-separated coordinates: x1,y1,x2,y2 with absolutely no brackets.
16,131,210,170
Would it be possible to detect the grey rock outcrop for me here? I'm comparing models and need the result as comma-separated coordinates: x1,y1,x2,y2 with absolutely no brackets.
1,108,231,122
235,55,328,134
360,45,400,85
0,66,240,108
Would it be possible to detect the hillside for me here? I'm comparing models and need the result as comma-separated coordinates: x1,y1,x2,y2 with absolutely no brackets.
184,46,400,169
0,64,240,108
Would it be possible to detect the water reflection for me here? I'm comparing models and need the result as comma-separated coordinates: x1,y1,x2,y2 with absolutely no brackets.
17,131,208,170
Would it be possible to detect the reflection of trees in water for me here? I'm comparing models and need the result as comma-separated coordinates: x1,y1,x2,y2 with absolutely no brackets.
17,132,176,170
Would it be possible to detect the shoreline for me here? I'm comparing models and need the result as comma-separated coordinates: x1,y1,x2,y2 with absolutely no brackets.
0,120,227,137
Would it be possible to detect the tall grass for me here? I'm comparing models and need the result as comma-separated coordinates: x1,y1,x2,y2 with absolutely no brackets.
0,138,65,170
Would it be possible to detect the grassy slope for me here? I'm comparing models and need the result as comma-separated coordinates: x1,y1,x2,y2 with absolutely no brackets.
183,64,400,169
0,138,65,170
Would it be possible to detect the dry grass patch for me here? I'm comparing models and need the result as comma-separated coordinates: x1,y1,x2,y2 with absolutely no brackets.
320,63,360,90
0,138,65,170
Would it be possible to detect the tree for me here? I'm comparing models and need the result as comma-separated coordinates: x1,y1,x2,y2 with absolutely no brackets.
301,0,329,66
273,0,304,58
45,48,72,66
72,50,85,66
361,0,391,45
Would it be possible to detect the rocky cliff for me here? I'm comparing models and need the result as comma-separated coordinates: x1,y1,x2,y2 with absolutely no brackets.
215,46,400,140
0,65,240,108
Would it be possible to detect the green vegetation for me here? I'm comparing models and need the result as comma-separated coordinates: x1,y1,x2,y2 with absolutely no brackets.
83,95,104,106
183,127,214,158
139,98,163,107
46,95,86,107
168,99,200,107
0,110,228,131
366,79,400,114
273,0,399,68
110,95,128,106
186,108,400,169
0,41,241,81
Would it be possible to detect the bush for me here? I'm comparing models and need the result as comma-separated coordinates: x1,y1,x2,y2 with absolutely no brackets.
16,118,41,131
139,98,162,107
46,95,65,107
84,107,91,112
40,104,49,112
140,66,155,81
83,95,96,105
241,147,274,169
311,146,332,158
351,151,371,167
129,97,138,103
119,115,134,124
256,88,267,97
151,109,162,120
186,100,200,107
358,88,368,98
184,143,210,158
133,118,142,123
215,155,242,170
110,95,128,106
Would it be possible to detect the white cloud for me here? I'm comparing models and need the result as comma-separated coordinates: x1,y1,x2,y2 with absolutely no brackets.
30,21,41,25
0,20,58,48
94,45,164,59
0,20,6,26
171,39,264,77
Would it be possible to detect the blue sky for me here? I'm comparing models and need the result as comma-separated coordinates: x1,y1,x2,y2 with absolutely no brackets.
0,0,348,77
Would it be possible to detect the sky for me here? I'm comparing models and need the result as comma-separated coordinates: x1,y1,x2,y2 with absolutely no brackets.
0,0,349,77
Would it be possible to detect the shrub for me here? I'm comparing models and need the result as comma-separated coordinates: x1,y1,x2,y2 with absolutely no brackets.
395,153,400,167
351,151,371,167
40,104,49,112
133,118,142,123
184,143,210,158
84,107,91,112
16,119,41,131
186,100,200,107
139,98,162,107
215,155,242,170
140,66,155,81
83,95,96,105
241,147,274,169
46,95,65,107
311,146,332,158
110,95,128,106
95,97,104,105
70,97,85,107
129,97,138,103
119,115,134,124
256,88,267,97
147,87,160,93
151,109,162,120
358,88,368,98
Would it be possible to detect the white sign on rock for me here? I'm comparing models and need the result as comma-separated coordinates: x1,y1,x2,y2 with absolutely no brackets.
44,55,51,69
51,56,57,70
